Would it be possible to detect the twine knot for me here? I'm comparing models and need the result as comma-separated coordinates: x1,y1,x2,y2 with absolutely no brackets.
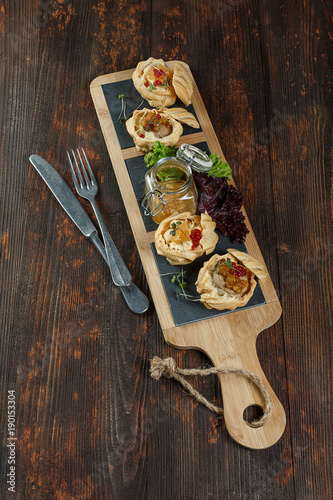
150,356,177,380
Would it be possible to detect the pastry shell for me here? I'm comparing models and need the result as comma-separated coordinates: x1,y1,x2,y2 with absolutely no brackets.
172,62,194,106
132,57,177,109
155,212,218,265
196,252,259,311
227,248,268,282
126,108,183,153
162,107,199,128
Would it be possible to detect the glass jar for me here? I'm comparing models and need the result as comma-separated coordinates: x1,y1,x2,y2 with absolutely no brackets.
142,157,198,224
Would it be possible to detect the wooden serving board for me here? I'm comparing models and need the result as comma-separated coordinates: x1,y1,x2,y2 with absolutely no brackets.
90,62,286,449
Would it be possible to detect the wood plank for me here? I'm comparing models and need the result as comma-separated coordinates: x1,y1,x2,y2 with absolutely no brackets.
0,0,331,497
257,0,333,498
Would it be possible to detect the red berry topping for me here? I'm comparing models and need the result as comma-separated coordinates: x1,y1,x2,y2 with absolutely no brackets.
156,113,161,119
139,133,145,138
144,81,149,87
153,68,165,77
237,266,247,275
154,79,162,87
233,265,246,277
230,261,246,276
190,229,202,250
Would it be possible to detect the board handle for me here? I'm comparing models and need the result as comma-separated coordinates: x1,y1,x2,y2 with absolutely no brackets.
205,330,286,449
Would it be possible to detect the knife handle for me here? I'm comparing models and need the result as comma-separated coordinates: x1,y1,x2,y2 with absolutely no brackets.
89,232,149,314
89,231,108,261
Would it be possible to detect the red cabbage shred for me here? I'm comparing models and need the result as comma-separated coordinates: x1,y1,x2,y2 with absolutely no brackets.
193,172,249,243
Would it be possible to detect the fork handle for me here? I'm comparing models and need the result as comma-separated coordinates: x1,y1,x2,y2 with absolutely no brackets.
90,200,132,287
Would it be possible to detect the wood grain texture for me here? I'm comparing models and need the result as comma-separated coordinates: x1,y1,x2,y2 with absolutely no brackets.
0,0,332,498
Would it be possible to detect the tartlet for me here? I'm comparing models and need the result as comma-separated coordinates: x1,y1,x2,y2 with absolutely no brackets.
132,57,177,109
195,249,268,311
155,212,218,265
132,58,194,110
126,108,183,153
162,107,199,128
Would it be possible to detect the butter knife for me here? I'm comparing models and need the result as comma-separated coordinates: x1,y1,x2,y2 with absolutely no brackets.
29,154,149,314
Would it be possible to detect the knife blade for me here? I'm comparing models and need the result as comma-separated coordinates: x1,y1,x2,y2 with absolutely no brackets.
29,154,149,314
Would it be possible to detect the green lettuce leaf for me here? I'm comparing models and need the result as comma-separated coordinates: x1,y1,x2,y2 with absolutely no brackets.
144,141,176,169
156,168,184,182
208,154,232,179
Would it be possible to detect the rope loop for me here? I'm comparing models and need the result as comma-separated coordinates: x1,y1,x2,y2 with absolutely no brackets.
149,356,272,428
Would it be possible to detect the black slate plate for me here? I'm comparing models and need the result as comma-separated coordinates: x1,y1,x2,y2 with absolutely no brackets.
101,81,265,326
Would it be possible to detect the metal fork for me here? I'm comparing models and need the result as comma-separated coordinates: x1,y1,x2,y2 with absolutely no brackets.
67,147,132,288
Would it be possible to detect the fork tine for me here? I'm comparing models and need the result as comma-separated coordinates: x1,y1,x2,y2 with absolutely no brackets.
76,148,91,186
71,149,85,187
67,151,81,191
81,147,96,184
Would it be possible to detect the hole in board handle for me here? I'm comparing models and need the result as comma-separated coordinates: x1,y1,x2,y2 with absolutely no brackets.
243,405,264,426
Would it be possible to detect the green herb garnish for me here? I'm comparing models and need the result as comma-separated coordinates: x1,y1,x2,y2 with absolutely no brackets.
160,268,200,302
144,141,177,169
172,268,188,292
169,221,189,240
144,121,153,131
173,269,200,301
207,154,232,180
170,222,177,236
117,94,144,123
161,79,171,87
149,83,156,91
226,258,233,269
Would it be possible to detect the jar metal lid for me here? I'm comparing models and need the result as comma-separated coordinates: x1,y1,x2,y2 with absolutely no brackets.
176,144,212,172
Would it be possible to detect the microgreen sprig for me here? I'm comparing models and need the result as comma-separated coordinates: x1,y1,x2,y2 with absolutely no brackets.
144,119,153,131
226,258,233,270
171,268,187,289
161,267,201,302
117,94,144,123
169,221,190,241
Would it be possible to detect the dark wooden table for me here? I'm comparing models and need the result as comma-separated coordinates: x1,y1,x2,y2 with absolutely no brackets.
1,1,332,499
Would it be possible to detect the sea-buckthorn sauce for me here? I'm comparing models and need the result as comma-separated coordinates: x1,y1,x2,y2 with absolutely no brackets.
218,259,252,294
168,221,202,250
144,65,173,88
135,110,173,139
169,220,190,244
